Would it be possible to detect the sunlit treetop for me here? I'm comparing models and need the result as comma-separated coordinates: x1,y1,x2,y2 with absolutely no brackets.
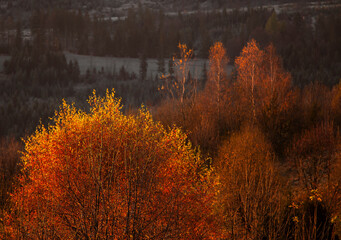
4,89,222,240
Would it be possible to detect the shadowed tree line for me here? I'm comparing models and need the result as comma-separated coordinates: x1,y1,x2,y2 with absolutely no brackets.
0,6,340,85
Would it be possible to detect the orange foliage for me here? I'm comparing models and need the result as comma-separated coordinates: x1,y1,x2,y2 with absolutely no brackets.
235,39,264,120
235,40,296,121
287,122,340,239
175,43,194,104
208,42,229,88
216,126,286,239
260,43,294,112
159,43,193,104
301,82,332,128
235,40,298,156
4,90,221,239
205,42,230,132
289,121,338,192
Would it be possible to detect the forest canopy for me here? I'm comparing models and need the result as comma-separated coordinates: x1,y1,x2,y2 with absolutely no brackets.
0,3,340,237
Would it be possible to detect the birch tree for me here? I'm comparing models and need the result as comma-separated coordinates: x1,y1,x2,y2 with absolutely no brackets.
4,90,221,240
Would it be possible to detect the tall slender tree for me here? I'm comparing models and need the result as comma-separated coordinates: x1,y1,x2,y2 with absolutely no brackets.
235,39,264,122
206,42,229,135
139,53,148,81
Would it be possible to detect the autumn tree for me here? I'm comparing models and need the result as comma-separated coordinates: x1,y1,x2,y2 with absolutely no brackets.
287,121,339,240
175,42,194,103
157,43,197,136
301,82,332,129
235,40,294,122
289,121,338,194
4,90,221,239
176,41,231,153
235,39,264,121
216,125,286,239
206,42,229,136
259,44,291,100
160,43,193,104
235,40,297,156
258,43,297,156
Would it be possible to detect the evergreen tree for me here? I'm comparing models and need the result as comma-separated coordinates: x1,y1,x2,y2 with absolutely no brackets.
14,21,22,51
139,53,148,81
201,62,208,88
157,55,165,75
168,58,174,76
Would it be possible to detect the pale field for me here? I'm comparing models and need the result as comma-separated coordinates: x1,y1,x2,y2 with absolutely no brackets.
64,51,233,79
0,53,233,79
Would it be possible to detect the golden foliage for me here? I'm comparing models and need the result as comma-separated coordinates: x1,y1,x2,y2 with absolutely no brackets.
216,125,286,239
4,90,221,239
